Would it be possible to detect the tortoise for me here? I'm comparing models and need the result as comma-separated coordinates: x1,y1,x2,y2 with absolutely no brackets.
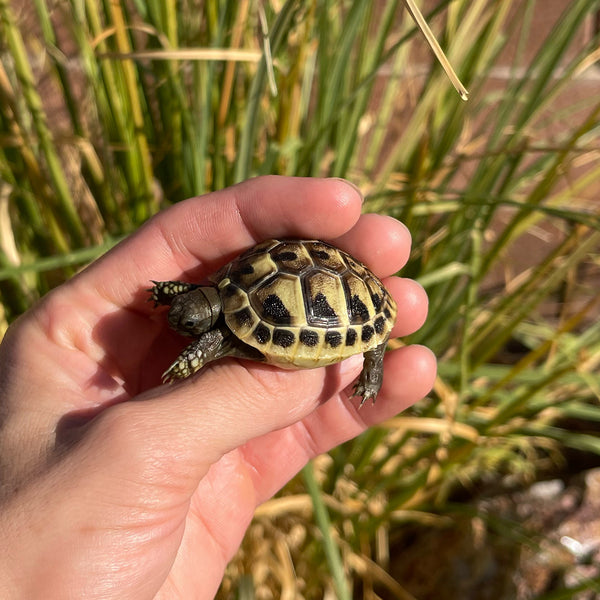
149,239,397,405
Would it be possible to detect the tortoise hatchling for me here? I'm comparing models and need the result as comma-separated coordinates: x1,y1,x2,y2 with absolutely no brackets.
149,239,397,405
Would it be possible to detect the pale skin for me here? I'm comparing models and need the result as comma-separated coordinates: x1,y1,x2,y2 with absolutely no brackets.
0,176,436,599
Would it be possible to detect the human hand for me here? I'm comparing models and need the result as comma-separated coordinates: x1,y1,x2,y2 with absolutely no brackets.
0,176,436,599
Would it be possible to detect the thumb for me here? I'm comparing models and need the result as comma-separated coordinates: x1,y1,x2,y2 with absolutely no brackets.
83,355,364,493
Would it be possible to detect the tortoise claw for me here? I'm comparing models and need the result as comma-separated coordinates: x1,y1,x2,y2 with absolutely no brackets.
352,380,377,408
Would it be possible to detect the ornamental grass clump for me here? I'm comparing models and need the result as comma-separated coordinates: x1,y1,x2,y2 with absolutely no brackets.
1,1,599,597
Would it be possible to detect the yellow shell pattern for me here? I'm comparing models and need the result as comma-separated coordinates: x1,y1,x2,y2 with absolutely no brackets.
213,239,397,368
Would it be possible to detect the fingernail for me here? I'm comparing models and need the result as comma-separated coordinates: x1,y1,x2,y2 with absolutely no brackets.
329,177,365,204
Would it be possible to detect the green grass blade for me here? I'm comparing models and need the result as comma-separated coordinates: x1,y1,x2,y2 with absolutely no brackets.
302,462,352,600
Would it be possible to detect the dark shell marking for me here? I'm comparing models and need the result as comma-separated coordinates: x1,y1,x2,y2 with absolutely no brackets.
300,329,319,347
214,239,397,368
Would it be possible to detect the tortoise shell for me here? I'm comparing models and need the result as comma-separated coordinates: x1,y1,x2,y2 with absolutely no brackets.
212,239,397,368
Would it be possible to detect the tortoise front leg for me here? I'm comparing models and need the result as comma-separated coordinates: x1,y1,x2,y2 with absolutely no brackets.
353,339,388,407
162,327,264,383
148,281,199,307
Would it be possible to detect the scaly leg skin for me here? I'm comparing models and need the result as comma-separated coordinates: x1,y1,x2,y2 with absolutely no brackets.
353,339,388,407
162,327,264,383
148,281,199,307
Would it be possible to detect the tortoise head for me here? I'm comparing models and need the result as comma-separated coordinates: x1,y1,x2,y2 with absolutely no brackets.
168,286,222,336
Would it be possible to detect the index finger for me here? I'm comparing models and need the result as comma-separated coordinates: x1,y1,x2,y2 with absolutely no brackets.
81,176,363,307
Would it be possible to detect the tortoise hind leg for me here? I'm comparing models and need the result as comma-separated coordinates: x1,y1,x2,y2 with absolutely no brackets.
353,339,388,407
162,326,264,383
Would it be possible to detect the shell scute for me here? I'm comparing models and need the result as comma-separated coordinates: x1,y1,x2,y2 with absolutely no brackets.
299,329,319,347
226,253,277,288
304,271,346,327
325,331,343,348
252,273,303,326
344,273,377,325
305,241,347,273
218,279,248,311
269,241,312,273
273,328,296,348
252,323,271,344
345,328,358,347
